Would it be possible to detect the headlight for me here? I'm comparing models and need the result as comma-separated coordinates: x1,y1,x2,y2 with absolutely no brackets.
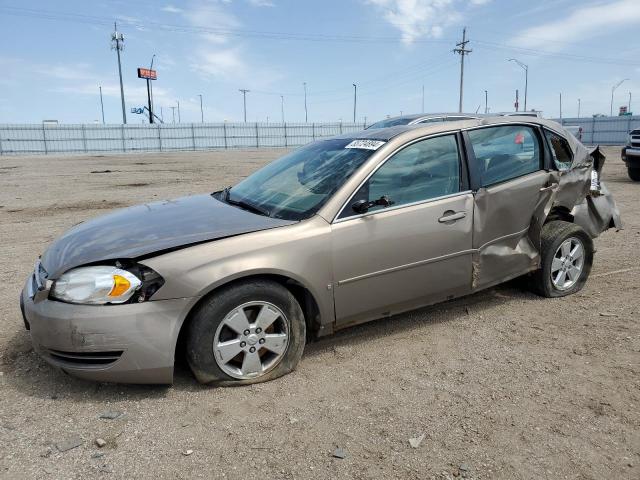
51,266,143,305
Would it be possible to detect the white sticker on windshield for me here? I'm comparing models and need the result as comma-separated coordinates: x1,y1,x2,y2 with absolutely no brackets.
345,139,386,150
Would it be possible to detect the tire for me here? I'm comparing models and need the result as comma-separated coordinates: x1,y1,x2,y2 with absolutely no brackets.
628,168,640,181
530,220,594,298
185,279,306,385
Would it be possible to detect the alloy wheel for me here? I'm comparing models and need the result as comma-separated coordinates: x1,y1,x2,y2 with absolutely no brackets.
213,301,289,379
551,237,585,291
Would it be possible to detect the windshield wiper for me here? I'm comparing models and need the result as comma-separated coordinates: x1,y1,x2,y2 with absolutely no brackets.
221,187,271,217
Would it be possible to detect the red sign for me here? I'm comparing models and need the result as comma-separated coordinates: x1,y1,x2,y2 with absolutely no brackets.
137,68,157,80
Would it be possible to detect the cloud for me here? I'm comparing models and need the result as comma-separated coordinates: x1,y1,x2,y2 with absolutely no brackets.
162,5,183,13
179,1,281,86
247,0,275,6
365,0,491,44
512,0,640,49
365,0,461,44
190,48,247,78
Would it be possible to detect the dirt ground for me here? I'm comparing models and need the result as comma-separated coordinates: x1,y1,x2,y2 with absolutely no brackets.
0,146,638,480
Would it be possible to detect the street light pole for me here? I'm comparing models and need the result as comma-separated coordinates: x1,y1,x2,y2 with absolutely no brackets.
484,90,488,114
280,95,285,123
176,100,181,123
611,79,629,116
352,84,357,123
577,98,581,118
508,58,528,112
239,89,250,122
629,91,632,112
198,94,203,123
303,82,308,122
99,85,105,124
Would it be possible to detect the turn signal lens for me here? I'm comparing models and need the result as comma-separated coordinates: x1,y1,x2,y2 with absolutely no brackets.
109,274,131,297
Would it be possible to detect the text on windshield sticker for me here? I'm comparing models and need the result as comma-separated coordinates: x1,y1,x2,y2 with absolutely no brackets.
345,140,386,150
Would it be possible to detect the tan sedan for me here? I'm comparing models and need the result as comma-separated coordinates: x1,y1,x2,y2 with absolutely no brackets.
20,116,621,385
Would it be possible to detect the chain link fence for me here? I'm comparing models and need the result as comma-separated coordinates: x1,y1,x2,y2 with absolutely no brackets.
1,116,637,156
0,122,368,156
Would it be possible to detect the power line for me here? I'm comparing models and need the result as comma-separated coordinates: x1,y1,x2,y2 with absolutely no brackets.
4,6,639,67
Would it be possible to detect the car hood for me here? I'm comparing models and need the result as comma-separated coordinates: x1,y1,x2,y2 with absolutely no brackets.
40,194,295,279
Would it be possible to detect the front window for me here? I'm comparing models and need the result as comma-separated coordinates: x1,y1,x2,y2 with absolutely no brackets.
225,139,377,221
339,134,461,218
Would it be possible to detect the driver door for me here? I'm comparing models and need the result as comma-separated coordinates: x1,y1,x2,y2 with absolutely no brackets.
330,134,474,327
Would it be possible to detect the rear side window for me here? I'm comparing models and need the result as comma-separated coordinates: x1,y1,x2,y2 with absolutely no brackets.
544,130,573,171
468,125,541,186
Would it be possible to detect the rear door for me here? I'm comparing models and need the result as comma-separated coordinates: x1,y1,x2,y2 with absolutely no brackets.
465,124,552,290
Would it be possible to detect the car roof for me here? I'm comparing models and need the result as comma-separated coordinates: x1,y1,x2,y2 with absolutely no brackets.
371,112,483,124
331,115,576,148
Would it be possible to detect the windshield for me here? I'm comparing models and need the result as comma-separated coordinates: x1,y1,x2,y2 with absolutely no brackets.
367,117,412,129
225,139,378,221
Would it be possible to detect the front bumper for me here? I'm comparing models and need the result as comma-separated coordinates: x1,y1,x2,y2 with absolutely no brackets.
21,278,196,384
622,147,640,167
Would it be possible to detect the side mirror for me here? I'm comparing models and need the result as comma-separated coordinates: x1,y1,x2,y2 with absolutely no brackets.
351,196,394,214
352,199,370,214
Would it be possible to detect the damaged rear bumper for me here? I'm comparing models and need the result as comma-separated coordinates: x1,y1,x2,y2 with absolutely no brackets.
21,278,195,384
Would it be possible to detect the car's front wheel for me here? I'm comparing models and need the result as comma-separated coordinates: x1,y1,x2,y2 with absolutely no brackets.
185,279,306,385
628,167,640,181
530,220,594,298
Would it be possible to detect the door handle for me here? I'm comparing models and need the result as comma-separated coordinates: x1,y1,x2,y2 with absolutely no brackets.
438,211,466,223
539,183,558,192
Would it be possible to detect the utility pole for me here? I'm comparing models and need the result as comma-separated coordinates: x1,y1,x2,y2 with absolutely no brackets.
508,58,528,111
484,90,488,114
239,89,250,122
303,82,308,122
160,106,164,122
352,83,357,123
176,100,181,122
111,22,127,124
198,94,204,122
422,85,425,113
610,79,629,116
170,106,176,124
99,85,105,124
453,27,471,113
577,98,581,118
280,95,285,123
559,93,562,120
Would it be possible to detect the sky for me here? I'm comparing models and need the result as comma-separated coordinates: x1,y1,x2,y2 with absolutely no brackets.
0,0,639,124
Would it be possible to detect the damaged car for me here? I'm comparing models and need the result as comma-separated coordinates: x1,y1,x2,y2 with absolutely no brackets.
20,117,621,385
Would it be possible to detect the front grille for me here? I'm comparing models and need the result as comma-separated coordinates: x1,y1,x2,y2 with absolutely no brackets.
631,135,640,148
45,349,123,367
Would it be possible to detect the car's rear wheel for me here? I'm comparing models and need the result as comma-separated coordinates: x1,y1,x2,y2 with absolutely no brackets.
628,167,640,181
185,279,306,385
530,221,594,297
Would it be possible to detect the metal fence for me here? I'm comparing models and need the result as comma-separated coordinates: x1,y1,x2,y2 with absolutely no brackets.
1,116,638,156
0,122,368,156
556,115,640,145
